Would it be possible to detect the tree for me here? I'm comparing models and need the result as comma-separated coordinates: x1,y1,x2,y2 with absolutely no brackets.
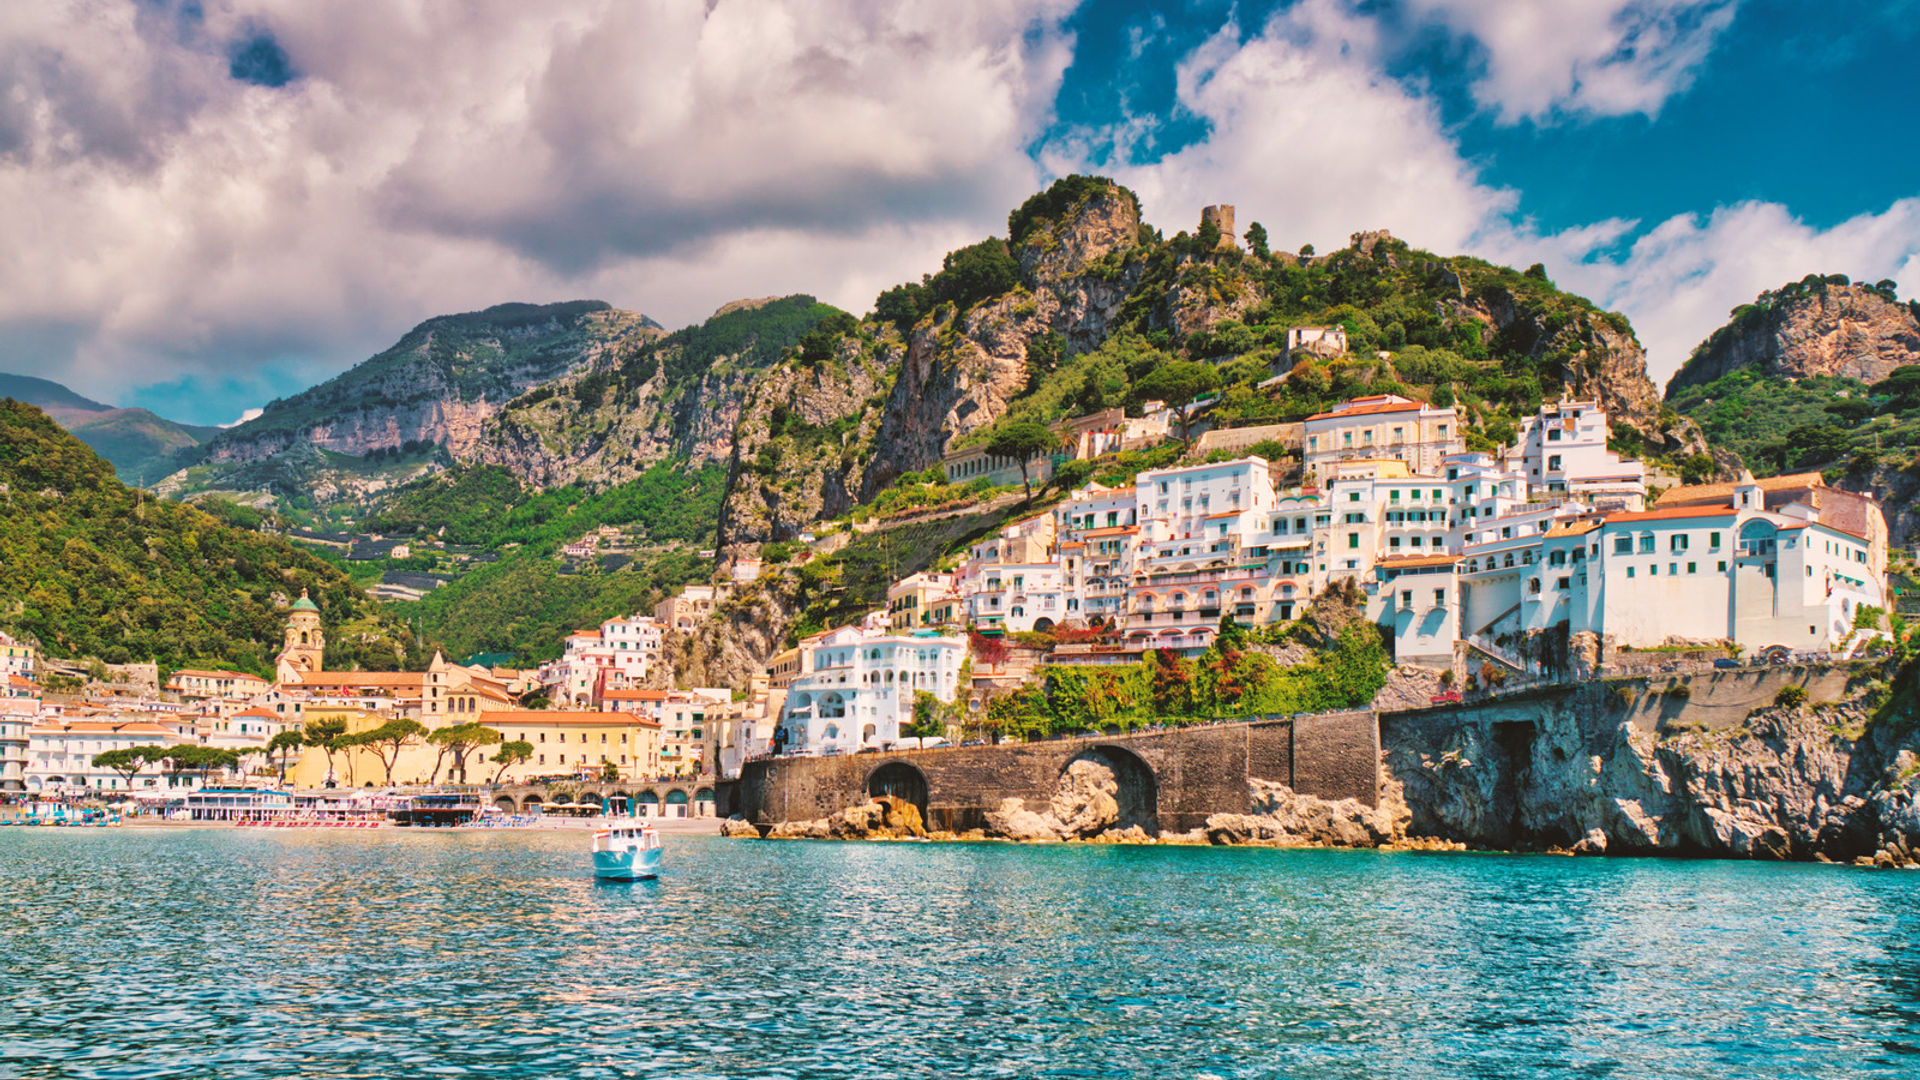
303,717,349,786
984,421,1059,504
428,723,503,785
1298,243,1315,258
491,740,534,785
905,691,954,740
929,239,1019,311
1243,221,1269,258
359,718,428,786
92,746,152,790
1678,453,1716,486
1525,262,1550,281
267,729,305,784
1131,361,1222,447
1195,215,1222,252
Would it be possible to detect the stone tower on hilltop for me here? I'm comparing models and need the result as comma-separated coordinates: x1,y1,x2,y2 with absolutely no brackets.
277,590,325,682
1201,205,1237,250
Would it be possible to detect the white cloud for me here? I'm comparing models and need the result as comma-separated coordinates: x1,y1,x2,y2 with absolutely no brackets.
1070,0,1920,395
1089,0,1514,256
1548,198,1920,388
1404,0,1741,122
0,0,1074,415
223,407,265,428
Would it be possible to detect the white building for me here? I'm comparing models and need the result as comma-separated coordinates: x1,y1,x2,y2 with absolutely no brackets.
1303,394,1462,479
1284,325,1348,360
775,626,966,756
1366,554,1461,667
1459,474,1888,657
655,585,728,632
26,718,201,794
540,614,665,708
0,694,36,791
1503,398,1646,508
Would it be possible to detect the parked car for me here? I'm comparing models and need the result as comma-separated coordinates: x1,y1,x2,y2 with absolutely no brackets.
1712,658,1742,670
1430,691,1463,705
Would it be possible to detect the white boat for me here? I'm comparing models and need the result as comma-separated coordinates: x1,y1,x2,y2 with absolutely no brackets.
591,824,663,881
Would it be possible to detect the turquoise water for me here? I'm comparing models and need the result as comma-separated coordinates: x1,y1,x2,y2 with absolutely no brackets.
1,830,1916,1079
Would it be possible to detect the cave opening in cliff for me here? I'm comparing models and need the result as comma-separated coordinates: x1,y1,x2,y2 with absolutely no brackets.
1492,721,1540,848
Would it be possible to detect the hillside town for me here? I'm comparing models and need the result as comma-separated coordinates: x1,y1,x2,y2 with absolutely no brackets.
1,391,1892,813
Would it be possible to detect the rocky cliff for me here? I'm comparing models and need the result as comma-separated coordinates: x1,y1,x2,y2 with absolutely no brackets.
197,301,661,467
1382,667,1920,864
1668,279,1920,395
464,295,844,492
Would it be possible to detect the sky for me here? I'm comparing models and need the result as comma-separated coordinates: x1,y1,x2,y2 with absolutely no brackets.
1,0,1916,426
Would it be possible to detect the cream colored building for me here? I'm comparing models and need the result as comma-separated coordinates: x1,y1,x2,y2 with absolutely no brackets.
1303,394,1462,478
285,707,664,788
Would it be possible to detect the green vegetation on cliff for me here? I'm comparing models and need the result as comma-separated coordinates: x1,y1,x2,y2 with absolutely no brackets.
0,400,414,674
367,461,729,662
1669,367,1920,477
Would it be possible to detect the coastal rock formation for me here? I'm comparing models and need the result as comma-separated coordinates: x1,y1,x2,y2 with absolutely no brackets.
764,795,928,841
1668,281,1920,394
984,759,1128,841
1384,672,1920,864
720,818,761,838
1204,779,1407,848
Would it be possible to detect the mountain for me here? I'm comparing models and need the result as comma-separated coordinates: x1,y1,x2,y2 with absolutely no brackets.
0,372,221,485
1666,275,1920,543
707,176,1712,548
1666,276,1920,395
160,300,664,513
461,294,849,489
0,399,416,674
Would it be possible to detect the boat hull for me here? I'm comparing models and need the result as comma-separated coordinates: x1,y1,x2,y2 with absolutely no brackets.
592,845,663,881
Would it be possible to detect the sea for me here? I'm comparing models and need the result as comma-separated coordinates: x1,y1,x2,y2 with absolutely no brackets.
1,828,1915,1079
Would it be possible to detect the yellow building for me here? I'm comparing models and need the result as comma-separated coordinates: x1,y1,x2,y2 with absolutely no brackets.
487,710,663,783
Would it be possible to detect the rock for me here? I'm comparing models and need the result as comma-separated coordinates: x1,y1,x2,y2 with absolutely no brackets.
1571,829,1608,856
1093,826,1155,844
766,818,830,840
1047,759,1121,838
719,818,761,838
1204,813,1291,846
1668,281,1920,393
984,797,1062,842
1245,778,1401,847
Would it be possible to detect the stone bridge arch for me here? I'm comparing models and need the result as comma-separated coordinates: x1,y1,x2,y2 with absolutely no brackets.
866,760,930,819
1065,744,1158,834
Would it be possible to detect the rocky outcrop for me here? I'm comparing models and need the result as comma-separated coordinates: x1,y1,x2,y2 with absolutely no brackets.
1384,673,1920,864
200,302,659,467
764,795,928,840
720,817,762,838
1205,779,1408,847
657,573,802,692
1668,282,1920,395
984,758,1126,841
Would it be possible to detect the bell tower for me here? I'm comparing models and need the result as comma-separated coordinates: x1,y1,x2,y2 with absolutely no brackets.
278,590,325,680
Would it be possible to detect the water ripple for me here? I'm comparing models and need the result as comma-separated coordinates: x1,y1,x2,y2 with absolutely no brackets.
0,831,1916,1078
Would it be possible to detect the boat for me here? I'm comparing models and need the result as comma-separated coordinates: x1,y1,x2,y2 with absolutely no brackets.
591,823,663,881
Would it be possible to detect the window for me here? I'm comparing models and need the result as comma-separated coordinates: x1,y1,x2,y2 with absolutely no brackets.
1638,533,1655,554
1671,534,1689,552
1613,536,1631,555
1627,566,1635,578
1401,590,1413,606
1687,562,1697,574
1434,588,1446,604
1347,534,1359,549
1547,455,1562,471
1349,492,1361,502
1709,531,1721,549
1717,561,1727,572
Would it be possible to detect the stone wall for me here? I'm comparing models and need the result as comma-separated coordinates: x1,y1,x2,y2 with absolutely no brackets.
735,710,1380,834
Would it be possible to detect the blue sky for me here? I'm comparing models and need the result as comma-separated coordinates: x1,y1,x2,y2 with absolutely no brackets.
0,0,1915,427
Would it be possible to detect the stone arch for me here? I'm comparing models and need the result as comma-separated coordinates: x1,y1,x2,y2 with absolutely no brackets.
694,788,715,817
1063,745,1158,834
577,790,603,811
665,788,690,818
521,794,545,812
867,760,929,819
493,796,518,813
1033,617,1055,632
638,790,660,815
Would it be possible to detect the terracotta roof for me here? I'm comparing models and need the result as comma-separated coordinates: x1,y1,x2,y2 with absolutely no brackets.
1376,553,1461,569
1082,526,1137,538
602,689,668,701
1604,505,1739,524
484,709,661,727
31,721,175,736
1653,472,1823,507
1543,520,1603,538
1305,401,1427,421
289,671,427,688
232,707,278,719
8,674,37,689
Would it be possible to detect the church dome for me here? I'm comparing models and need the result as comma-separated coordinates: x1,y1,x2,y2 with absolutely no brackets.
290,589,319,613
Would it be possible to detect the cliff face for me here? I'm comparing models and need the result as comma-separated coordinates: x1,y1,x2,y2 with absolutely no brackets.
1450,278,1711,458
464,295,845,493
1668,282,1920,395
1383,670,1920,863
713,335,899,545
197,302,660,467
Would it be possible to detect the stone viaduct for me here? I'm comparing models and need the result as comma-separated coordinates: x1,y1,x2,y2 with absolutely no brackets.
733,710,1380,834
491,779,721,818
